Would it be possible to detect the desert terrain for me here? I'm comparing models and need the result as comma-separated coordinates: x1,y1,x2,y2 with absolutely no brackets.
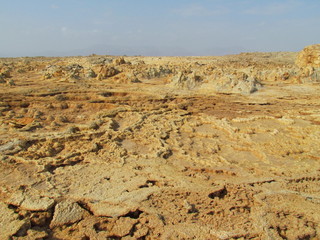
0,44,320,240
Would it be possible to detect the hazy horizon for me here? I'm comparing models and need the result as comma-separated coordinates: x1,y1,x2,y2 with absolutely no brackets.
1,0,320,57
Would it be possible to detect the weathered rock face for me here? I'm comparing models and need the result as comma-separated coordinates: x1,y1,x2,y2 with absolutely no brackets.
296,44,320,68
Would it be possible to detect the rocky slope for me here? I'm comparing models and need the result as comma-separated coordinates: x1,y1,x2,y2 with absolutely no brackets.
0,45,320,239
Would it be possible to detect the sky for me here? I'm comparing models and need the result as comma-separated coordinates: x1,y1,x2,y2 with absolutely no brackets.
0,0,320,57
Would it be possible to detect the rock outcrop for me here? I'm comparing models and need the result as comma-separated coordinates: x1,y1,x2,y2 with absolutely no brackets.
296,44,320,83
296,44,320,68
212,72,262,94
97,65,120,80
170,71,202,89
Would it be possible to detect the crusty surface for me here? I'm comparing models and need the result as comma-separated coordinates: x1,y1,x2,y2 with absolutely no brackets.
0,49,319,239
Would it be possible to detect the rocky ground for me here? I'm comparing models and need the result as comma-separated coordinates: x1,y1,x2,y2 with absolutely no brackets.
0,44,320,239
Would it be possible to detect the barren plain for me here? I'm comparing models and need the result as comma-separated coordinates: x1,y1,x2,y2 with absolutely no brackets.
0,44,320,240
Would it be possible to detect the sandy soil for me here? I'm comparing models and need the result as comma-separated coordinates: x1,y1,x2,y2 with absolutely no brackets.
0,49,320,239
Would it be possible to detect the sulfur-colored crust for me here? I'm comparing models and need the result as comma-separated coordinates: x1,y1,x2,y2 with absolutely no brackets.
0,47,319,239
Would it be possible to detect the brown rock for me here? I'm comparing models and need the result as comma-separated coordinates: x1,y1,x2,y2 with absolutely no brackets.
97,65,119,80
113,57,126,66
0,202,29,239
87,202,135,217
7,191,55,211
12,228,48,240
109,217,138,237
50,201,86,228
170,71,202,90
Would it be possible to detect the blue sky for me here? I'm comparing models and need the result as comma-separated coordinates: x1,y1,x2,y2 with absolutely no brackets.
1,0,319,57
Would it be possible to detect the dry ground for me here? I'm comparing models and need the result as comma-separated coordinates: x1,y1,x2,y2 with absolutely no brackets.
0,52,319,239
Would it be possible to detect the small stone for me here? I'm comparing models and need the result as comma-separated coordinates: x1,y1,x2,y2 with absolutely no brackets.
33,111,44,119
55,94,68,101
57,115,68,123
0,75,5,83
90,143,101,152
88,121,100,130
7,79,16,86
50,121,60,127
60,102,69,109
183,200,197,213
48,115,55,121
66,126,80,134
46,103,54,109
113,57,126,65
76,104,83,109
86,69,97,78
